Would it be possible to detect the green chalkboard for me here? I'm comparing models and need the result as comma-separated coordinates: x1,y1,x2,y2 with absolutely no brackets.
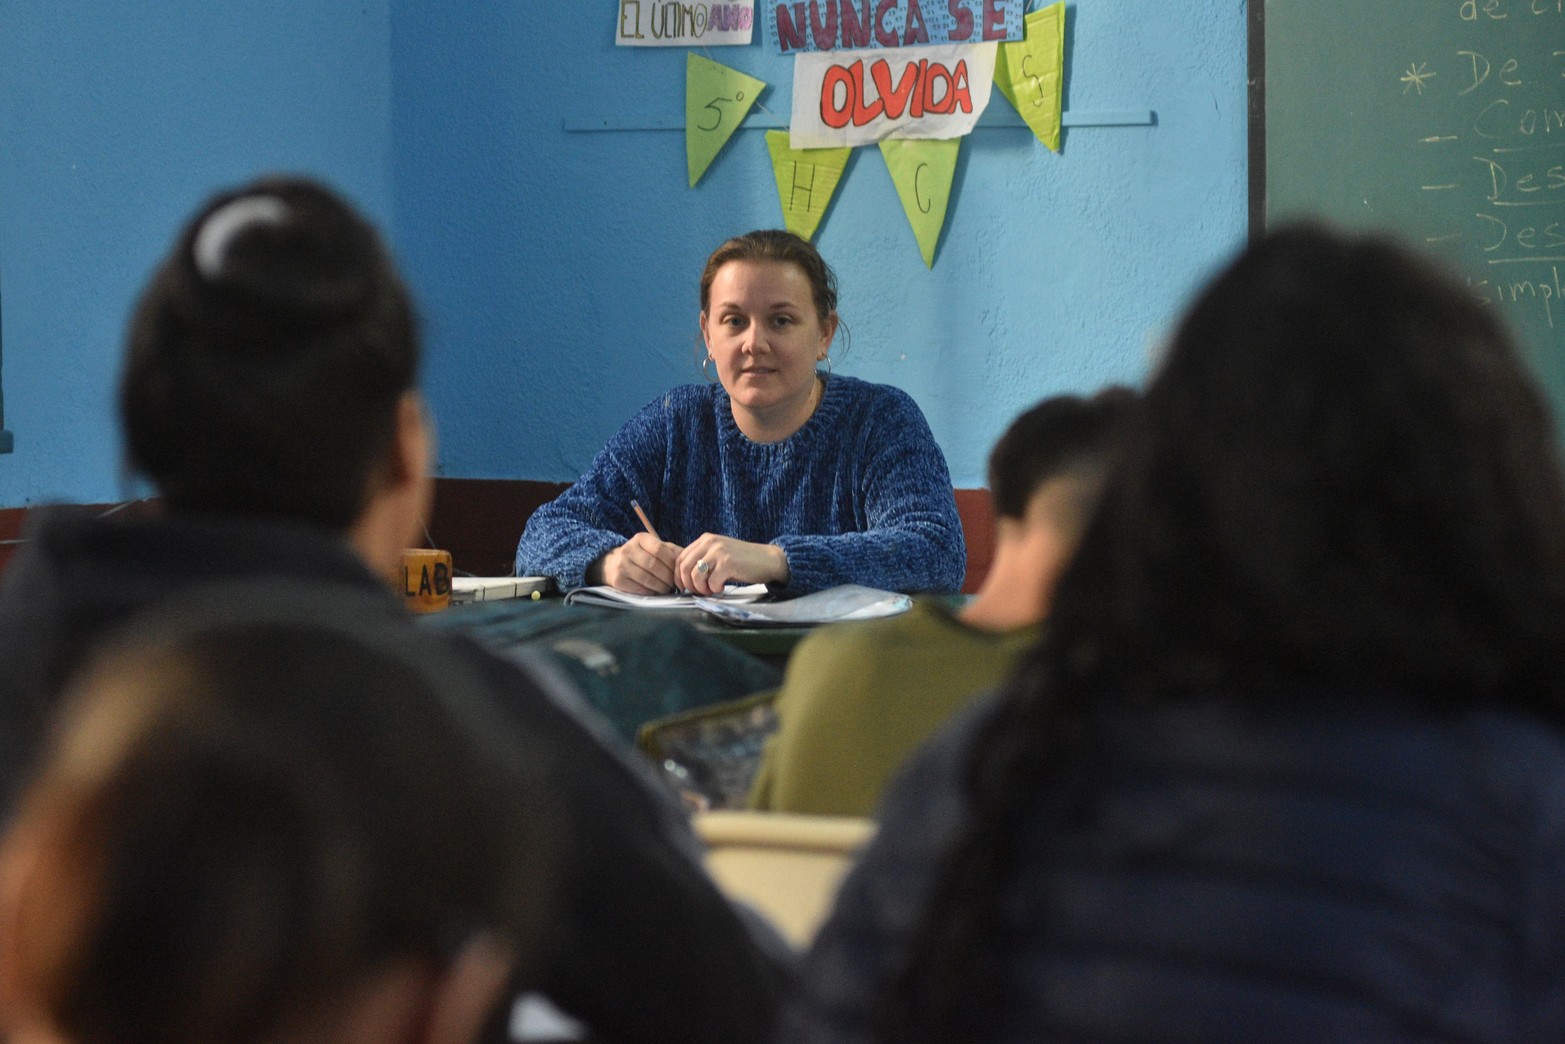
1256,0,1565,419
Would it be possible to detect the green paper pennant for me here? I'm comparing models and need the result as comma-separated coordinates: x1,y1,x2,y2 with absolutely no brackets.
994,2,1065,151
687,54,766,187
878,138,960,268
765,130,851,241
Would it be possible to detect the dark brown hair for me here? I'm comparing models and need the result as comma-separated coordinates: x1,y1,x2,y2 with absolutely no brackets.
699,229,839,324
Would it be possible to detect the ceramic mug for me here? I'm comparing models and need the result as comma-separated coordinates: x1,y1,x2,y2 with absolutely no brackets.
401,548,453,613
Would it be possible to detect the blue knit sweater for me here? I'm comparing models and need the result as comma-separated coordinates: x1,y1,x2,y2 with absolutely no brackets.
514,375,966,594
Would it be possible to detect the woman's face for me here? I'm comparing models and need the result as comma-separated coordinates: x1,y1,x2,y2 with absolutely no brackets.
700,259,838,436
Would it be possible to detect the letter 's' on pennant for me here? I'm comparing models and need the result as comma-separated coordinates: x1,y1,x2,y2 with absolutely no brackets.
687,54,767,187
879,137,960,267
993,1,1065,151
765,130,852,240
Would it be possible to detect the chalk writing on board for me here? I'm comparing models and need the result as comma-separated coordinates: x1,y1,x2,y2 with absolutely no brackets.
1401,62,1435,94
1395,2,1565,335
1265,0,1565,424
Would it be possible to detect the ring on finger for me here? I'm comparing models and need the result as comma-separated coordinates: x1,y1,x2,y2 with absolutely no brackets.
695,559,712,576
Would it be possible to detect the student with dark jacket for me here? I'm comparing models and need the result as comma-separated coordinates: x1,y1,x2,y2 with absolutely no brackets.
781,225,1565,1043
0,176,787,1044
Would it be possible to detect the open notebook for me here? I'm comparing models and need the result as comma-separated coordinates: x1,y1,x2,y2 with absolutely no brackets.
563,582,913,627
562,583,769,610
693,584,910,627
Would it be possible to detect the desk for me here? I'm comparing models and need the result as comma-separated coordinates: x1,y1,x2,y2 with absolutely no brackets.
440,594,814,667
439,591,969,666
424,596,783,745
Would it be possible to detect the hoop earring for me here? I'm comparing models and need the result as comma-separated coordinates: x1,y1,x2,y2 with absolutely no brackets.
702,356,719,384
817,355,833,378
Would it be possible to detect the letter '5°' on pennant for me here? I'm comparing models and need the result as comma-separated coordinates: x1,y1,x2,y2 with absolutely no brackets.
687,53,767,186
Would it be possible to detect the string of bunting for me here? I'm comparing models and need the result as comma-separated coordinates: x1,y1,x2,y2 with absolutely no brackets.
621,0,1065,268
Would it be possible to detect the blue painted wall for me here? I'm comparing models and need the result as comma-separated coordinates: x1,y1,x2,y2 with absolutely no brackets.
391,0,1248,489
1,0,1247,507
0,1,394,506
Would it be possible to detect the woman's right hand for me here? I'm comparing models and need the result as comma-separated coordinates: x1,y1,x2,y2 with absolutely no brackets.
599,532,683,594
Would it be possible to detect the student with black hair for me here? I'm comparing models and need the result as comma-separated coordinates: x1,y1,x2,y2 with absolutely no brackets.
0,176,786,1044
782,225,1565,1042
748,387,1135,817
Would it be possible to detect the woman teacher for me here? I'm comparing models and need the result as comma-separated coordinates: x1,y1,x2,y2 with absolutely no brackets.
515,230,966,596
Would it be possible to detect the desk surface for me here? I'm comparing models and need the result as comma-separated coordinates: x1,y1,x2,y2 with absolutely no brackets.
438,591,967,663
438,594,813,664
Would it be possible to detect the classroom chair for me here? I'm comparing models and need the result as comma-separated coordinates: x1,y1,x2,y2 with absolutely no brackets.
693,810,876,948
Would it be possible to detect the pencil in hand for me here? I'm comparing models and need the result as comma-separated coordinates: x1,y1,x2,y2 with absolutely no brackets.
630,499,661,542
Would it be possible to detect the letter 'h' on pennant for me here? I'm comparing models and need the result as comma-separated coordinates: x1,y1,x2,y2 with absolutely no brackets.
687,54,767,186
765,130,851,240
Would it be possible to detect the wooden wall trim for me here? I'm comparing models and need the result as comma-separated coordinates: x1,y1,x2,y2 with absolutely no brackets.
1,480,997,593
426,478,571,579
0,506,27,575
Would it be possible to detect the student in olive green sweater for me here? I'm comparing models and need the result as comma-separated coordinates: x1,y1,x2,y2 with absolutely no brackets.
749,387,1136,817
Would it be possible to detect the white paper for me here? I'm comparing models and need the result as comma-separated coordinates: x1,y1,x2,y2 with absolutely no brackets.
563,583,769,610
789,42,996,148
617,0,755,46
694,584,911,626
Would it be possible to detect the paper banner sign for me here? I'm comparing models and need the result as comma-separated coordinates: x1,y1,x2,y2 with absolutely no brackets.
687,55,767,187
766,130,852,240
767,0,1022,53
618,0,755,46
879,137,959,267
993,1,1064,151
789,42,997,148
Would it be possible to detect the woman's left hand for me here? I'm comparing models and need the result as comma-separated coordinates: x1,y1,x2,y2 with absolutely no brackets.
676,535,790,595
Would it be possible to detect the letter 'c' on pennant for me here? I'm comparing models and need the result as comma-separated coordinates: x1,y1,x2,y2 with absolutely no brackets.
879,136,960,267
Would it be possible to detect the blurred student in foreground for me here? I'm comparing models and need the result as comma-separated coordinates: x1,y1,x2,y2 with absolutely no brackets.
0,592,545,1044
749,387,1135,817
0,176,785,1042
782,225,1565,1042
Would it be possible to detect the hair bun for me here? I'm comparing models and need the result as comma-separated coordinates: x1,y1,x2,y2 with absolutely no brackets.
188,184,383,338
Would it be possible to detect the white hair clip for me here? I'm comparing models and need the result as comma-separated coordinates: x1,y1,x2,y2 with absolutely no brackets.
192,195,288,281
